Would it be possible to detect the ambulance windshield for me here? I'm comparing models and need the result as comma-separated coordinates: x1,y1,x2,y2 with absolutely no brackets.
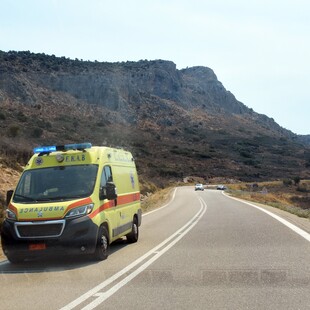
13,165,98,203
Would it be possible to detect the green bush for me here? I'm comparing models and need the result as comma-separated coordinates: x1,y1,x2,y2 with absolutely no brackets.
0,112,6,120
8,125,20,137
293,176,301,185
17,111,27,122
31,127,43,138
283,179,292,186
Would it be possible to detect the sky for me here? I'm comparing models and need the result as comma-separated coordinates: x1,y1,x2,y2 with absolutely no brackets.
1,0,309,135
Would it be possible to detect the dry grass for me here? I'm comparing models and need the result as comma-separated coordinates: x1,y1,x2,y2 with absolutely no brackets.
141,187,175,213
227,180,310,219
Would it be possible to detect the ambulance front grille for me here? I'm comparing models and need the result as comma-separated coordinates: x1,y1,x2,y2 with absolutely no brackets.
14,220,65,239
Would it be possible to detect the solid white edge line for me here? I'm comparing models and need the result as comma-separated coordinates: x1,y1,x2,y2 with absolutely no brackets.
81,198,207,310
222,192,310,242
60,193,205,310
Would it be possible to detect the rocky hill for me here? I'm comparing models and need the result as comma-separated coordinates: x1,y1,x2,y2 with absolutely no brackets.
0,50,309,196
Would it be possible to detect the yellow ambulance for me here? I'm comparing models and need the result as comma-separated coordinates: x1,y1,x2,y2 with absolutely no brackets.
1,143,142,263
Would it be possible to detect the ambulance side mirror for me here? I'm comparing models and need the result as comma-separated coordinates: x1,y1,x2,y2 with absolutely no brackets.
106,182,117,200
6,190,14,206
100,182,117,201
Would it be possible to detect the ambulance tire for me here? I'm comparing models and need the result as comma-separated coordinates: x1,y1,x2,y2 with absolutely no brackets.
7,253,26,264
94,225,109,261
126,217,139,243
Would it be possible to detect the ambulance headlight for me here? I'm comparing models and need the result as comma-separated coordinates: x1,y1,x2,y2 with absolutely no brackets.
65,203,94,219
6,209,17,221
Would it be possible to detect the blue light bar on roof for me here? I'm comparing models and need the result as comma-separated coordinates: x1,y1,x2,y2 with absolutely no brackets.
64,143,92,150
33,145,57,153
33,143,92,154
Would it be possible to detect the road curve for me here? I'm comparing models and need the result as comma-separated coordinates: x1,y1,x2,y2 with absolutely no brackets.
0,187,309,310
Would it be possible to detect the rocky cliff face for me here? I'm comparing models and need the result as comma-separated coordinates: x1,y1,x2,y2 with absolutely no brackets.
0,51,297,136
0,50,309,183
0,52,251,113
180,66,248,114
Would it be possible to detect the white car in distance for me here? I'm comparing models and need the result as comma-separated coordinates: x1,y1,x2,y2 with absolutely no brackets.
195,184,204,191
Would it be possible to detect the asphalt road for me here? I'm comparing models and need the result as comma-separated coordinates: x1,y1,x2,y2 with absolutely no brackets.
0,187,309,310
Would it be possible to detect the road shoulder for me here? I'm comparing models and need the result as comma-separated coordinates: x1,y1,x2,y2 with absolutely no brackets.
223,191,310,234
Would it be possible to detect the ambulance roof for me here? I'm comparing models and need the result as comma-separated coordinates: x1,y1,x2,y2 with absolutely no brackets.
27,143,134,170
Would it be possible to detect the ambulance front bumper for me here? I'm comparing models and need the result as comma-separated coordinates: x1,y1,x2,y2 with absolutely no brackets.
1,215,98,258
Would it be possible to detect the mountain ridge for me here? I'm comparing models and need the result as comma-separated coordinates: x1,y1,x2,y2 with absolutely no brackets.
0,50,309,187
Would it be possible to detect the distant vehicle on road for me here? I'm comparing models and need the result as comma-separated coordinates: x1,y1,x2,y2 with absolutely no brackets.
195,184,204,191
217,185,226,190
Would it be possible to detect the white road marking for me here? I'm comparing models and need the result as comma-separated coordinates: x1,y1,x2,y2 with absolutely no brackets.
223,192,310,242
0,188,177,265
60,196,207,310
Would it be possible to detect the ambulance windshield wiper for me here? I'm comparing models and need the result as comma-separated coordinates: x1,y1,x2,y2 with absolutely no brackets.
38,196,72,202
50,195,88,201
14,194,57,203
13,194,36,202
34,197,54,202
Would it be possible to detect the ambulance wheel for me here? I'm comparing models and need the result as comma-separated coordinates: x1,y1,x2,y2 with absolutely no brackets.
7,253,26,264
126,217,139,243
95,226,109,261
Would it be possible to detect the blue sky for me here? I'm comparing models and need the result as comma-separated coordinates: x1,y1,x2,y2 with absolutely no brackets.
1,0,309,135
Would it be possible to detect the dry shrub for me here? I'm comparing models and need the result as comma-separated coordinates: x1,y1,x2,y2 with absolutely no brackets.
141,187,174,213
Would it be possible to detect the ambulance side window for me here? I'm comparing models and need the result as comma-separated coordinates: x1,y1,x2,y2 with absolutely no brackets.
100,166,113,188
100,166,114,200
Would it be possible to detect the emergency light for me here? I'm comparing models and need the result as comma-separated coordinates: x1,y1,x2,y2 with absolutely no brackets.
64,143,92,150
33,145,56,153
33,143,92,154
